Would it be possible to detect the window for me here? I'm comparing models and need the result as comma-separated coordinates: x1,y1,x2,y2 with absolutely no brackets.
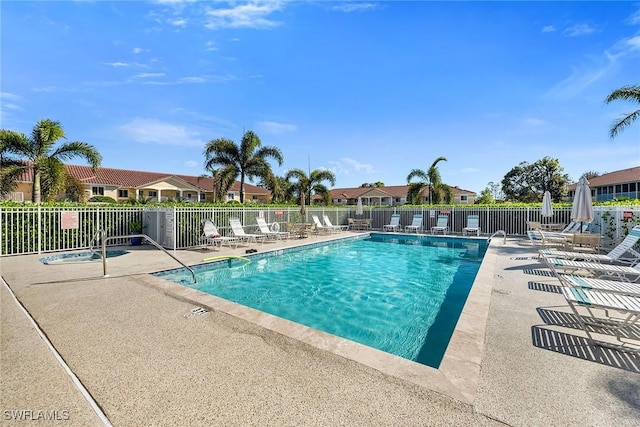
118,189,128,198
186,193,193,200
200,193,206,201
227,193,235,200
631,183,637,192
615,184,622,193
622,184,629,193
91,186,104,196
460,195,468,202
148,191,157,197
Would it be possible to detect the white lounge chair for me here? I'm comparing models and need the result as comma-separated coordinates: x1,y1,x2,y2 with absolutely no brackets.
431,215,449,235
557,274,640,297
528,229,570,249
312,215,333,234
229,218,267,244
323,215,348,232
462,215,480,236
542,256,640,282
383,214,401,232
199,219,238,250
405,214,423,233
539,226,640,264
256,217,290,240
561,287,640,353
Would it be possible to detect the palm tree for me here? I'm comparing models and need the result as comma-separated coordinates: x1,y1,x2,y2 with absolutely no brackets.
0,133,28,198
285,168,336,206
203,130,283,203
406,156,447,205
197,167,236,203
0,119,102,203
605,84,640,139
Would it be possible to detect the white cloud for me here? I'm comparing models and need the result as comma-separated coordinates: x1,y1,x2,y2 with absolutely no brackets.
257,121,297,134
119,118,204,147
541,25,556,33
132,47,146,54
0,92,23,101
328,157,376,176
170,18,187,27
204,2,283,30
523,117,547,127
332,3,379,13
32,86,60,93
179,76,206,83
626,9,640,25
205,41,219,51
133,72,166,79
104,61,130,67
184,160,199,168
563,23,596,37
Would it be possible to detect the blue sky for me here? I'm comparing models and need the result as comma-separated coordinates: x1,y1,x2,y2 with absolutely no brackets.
2,1,639,194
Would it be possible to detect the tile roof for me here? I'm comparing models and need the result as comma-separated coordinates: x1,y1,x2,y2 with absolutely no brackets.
17,163,270,194
567,166,640,190
327,184,476,199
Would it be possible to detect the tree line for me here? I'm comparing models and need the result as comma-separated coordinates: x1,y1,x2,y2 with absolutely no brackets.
2,84,638,204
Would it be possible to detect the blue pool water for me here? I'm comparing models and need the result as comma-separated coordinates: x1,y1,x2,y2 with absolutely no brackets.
40,249,129,264
156,234,488,368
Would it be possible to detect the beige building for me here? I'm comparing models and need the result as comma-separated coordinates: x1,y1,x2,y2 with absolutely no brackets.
321,185,476,206
567,166,640,202
6,164,271,203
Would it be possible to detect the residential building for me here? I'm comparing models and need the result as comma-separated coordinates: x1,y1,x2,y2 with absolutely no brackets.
567,166,640,202
5,164,271,203
319,185,476,206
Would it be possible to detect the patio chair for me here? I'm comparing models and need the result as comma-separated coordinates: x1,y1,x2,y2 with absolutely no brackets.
312,215,333,234
383,214,401,232
256,217,290,240
323,215,348,232
405,214,423,233
431,215,449,235
561,286,640,354
229,218,267,244
542,256,640,283
556,274,640,297
462,215,480,236
539,225,640,264
199,219,238,250
527,221,542,230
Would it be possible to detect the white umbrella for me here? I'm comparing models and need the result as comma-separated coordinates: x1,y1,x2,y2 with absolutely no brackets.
541,191,553,224
356,197,363,216
571,176,594,233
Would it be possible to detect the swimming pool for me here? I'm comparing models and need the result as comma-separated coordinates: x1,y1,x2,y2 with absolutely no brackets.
157,233,488,368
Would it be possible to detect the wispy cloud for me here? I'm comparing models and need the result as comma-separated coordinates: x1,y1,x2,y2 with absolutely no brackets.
257,121,297,134
563,23,596,37
119,118,204,147
541,25,556,33
104,61,130,67
328,157,376,177
170,18,187,27
203,1,283,30
522,117,547,127
132,47,147,54
626,9,640,25
184,160,199,168
332,3,380,13
132,72,166,79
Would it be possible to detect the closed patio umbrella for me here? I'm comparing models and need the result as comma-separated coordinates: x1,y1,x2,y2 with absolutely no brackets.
571,176,593,233
356,197,363,216
541,191,553,225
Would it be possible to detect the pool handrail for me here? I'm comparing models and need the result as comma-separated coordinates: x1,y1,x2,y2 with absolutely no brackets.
202,255,251,263
99,231,197,283
489,230,507,244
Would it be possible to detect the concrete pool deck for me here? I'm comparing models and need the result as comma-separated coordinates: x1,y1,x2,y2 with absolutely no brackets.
1,233,639,426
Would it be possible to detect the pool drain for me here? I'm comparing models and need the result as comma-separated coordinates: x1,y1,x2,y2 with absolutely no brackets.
184,307,208,318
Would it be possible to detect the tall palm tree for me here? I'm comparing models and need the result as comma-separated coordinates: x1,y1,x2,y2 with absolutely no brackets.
0,133,28,198
605,84,640,139
203,130,283,203
0,119,102,203
406,156,447,205
284,168,336,206
198,167,236,203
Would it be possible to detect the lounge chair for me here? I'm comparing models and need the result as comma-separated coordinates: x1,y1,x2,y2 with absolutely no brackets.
199,219,238,250
312,215,334,234
539,226,640,264
229,218,267,244
405,214,423,233
527,221,542,230
383,214,401,232
556,274,640,297
528,229,570,249
561,286,640,353
431,215,449,235
323,215,348,232
462,215,480,236
542,256,640,282
256,217,290,240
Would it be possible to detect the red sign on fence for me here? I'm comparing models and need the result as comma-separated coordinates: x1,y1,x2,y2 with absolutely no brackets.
60,211,79,230
623,211,633,219
274,210,284,215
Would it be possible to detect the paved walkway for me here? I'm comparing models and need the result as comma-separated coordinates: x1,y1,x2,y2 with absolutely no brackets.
1,234,639,426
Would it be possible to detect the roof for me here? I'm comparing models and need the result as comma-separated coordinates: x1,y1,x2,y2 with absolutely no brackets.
325,185,476,200
567,166,640,190
17,163,270,195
